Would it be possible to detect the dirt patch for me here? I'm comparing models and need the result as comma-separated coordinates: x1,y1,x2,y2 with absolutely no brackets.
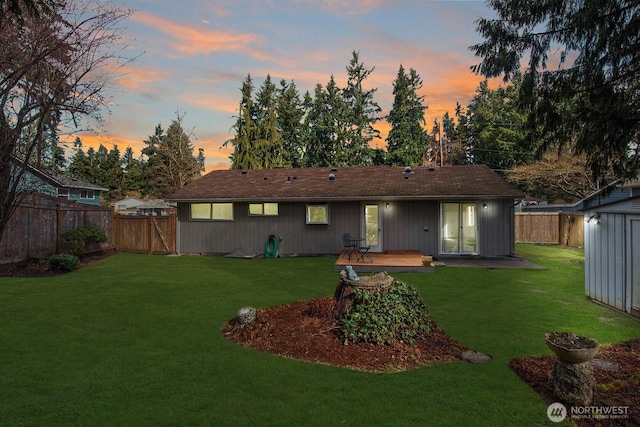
510,339,640,426
221,297,471,373
0,250,117,277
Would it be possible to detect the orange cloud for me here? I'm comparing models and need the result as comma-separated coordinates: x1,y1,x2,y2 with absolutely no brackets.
115,65,172,91
130,11,265,59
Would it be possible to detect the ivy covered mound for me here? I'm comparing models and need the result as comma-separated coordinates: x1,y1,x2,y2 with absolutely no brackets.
221,273,470,372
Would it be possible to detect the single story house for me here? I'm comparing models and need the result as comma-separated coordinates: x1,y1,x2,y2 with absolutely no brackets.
166,164,523,258
137,199,177,216
16,161,107,206
113,197,143,214
580,180,640,318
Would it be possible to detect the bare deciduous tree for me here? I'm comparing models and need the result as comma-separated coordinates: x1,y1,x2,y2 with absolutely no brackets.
0,0,134,244
505,145,598,202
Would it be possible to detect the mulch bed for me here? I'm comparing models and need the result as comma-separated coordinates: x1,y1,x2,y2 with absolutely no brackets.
510,339,640,426
0,250,116,277
221,296,472,373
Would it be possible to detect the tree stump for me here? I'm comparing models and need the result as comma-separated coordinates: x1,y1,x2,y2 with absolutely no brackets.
549,358,594,405
332,271,394,320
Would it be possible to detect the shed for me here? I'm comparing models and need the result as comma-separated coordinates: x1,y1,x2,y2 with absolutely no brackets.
581,180,640,317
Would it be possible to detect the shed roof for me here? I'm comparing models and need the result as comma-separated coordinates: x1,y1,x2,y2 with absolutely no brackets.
166,164,523,202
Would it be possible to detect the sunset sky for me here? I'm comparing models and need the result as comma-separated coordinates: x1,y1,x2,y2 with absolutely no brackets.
78,0,500,172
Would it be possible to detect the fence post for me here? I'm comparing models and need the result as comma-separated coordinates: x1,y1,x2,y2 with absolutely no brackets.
56,204,61,254
147,214,153,255
170,214,176,253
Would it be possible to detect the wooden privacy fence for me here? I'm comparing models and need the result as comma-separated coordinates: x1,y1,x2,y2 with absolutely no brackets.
515,212,584,246
0,193,112,264
111,214,176,255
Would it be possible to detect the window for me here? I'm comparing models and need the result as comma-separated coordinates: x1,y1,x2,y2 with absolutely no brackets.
249,203,278,216
190,203,233,220
306,204,329,224
80,190,95,199
57,188,69,199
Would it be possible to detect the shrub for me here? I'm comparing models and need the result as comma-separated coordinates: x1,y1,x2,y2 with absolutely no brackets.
62,225,107,254
48,254,79,272
341,281,431,345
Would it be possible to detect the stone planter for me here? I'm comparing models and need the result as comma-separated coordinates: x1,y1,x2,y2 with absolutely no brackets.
545,332,599,363
545,332,599,406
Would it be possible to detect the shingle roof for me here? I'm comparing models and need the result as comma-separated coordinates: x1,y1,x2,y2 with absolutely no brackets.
45,171,108,191
166,164,524,202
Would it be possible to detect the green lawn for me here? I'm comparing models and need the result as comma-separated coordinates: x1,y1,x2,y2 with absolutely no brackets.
0,244,638,426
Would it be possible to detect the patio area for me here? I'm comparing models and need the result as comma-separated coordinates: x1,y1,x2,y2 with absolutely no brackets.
334,250,434,273
334,251,545,273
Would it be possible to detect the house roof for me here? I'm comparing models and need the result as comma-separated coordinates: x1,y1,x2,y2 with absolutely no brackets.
13,157,108,191
166,164,523,202
44,171,108,191
138,199,175,209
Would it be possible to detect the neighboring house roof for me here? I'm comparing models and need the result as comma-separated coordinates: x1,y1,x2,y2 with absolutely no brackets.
113,198,143,208
42,171,108,192
166,164,523,202
577,179,639,211
13,157,107,192
138,199,175,209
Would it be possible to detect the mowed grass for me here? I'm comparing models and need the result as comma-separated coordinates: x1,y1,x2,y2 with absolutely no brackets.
0,245,638,426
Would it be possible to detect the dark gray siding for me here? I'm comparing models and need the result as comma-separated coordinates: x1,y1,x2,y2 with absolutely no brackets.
177,201,360,255
176,198,517,257
478,198,517,257
381,200,439,255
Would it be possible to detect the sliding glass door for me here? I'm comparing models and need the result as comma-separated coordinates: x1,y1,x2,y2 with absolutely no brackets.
441,203,478,254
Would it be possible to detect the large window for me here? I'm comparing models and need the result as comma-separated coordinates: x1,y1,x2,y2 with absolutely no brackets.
306,204,329,224
249,203,278,216
190,203,233,220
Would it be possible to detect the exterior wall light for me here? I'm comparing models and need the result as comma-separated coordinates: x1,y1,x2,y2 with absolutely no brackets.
587,213,601,224
482,203,488,210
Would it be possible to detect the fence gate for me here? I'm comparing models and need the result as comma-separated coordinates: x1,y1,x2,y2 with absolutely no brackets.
112,214,176,255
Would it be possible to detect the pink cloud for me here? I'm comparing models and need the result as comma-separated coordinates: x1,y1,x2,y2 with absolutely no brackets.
130,11,265,58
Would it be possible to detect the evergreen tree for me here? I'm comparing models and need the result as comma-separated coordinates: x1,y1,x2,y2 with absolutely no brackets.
254,74,285,168
143,113,202,197
386,65,429,166
471,0,640,182
225,74,262,170
121,146,145,197
67,141,90,181
341,51,381,165
276,79,305,166
302,83,335,167
465,79,528,170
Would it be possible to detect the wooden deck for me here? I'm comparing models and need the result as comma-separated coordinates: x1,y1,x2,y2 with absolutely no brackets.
334,250,434,273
